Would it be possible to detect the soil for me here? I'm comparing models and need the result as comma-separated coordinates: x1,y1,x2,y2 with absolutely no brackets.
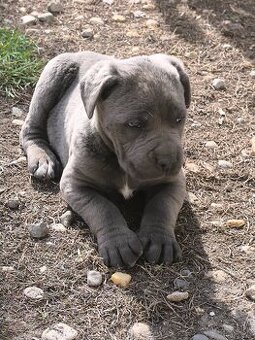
0,0,255,339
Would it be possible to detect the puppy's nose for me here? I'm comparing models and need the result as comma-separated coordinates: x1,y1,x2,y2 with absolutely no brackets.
155,155,172,172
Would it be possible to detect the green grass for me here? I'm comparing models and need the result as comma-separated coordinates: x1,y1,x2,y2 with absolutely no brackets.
0,28,45,97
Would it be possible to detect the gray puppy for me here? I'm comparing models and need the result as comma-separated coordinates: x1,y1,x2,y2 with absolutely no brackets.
21,51,191,267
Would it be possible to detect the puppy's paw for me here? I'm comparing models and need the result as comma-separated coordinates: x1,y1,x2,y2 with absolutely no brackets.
138,228,182,265
98,229,143,267
27,147,61,180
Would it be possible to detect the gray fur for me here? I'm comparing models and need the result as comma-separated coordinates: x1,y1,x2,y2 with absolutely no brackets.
21,51,191,267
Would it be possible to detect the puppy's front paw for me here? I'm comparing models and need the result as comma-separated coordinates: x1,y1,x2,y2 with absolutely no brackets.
98,230,143,267
138,228,182,265
27,147,61,180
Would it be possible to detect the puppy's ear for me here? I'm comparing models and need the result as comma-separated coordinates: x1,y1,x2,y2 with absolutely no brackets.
150,54,191,108
80,62,119,119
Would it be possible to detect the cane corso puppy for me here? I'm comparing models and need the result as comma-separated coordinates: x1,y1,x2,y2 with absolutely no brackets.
21,51,191,267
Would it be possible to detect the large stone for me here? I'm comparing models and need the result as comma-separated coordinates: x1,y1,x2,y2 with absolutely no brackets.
42,323,78,340
24,286,44,299
21,15,37,25
38,12,54,23
28,221,49,239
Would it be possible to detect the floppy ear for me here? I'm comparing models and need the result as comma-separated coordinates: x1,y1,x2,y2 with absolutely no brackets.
150,54,191,108
80,61,119,119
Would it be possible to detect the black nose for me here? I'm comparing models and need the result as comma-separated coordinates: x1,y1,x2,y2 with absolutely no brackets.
156,156,172,172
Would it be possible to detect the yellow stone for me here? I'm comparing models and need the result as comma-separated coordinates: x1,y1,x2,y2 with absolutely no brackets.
112,14,126,22
167,291,189,302
111,272,131,288
226,219,245,229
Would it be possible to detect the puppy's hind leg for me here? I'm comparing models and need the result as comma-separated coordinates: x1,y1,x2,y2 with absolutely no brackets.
20,54,79,180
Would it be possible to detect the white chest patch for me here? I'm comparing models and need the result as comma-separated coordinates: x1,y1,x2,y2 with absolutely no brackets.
120,182,134,199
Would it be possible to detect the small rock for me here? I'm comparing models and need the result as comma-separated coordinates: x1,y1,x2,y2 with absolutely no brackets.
211,220,223,227
81,28,93,39
7,198,19,210
87,270,103,287
211,203,223,210
209,311,215,317
51,223,66,232
44,29,53,34
205,270,229,283
212,78,226,90
24,286,44,299
47,1,63,14
245,285,255,301
130,322,154,340
222,324,234,333
89,17,104,25
167,291,189,302
11,107,24,118
218,160,233,168
145,19,158,28
75,15,84,20
2,266,15,272
191,122,202,128
236,117,245,124
239,245,255,255
12,119,24,126
250,136,255,155
126,30,140,38
21,15,37,25
38,12,54,23
111,272,132,288
28,221,49,239
185,162,200,173
39,265,47,273
222,43,232,50
142,4,156,10
250,70,255,78
112,14,126,22
203,330,227,340
60,210,73,227
103,0,114,4
188,192,198,204
173,278,190,291
133,10,146,18
191,335,209,340
205,141,218,149
42,323,78,340
180,269,192,277
226,219,245,229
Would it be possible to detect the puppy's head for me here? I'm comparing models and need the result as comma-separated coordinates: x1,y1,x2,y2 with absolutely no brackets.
80,54,191,182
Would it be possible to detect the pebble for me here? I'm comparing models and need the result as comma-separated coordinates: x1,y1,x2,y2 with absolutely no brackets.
42,323,78,340
222,324,234,333
209,311,215,317
39,265,47,273
167,291,189,302
191,122,202,128
133,10,146,18
212,78,226,90
250,70,255,78
60,210,73,227
130,322,154,340
103,0,114,4
7,198,19,210
19,7,26,14
38,12,54,23
126,30,140,38
205,270,229,283
28,221,49,239
203,330,227,340
142,4,156,10
226,219,245,229
81,28,93,39
112,14,126,22
47,1,63,14
23,286,44,299
87,270,103,287
236,117,245,124
218,160,233,168
89,17,104,25
51,223,67,232
2,266,15,272
145,19,158,28
180,269,192,277
205,141,218,149
111,272,132,288
12,119,24,126
21,15,37,25
173,278,190,291
185,162,200,173
191,335,209,340
11,107,24,118
245,285,255,301
222,43,232,50
239,245,255,255
250,136,255,155
188,192,198,204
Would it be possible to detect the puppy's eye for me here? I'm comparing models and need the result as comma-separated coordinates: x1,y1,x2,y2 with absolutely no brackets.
128,120,143,128
176,117,183,124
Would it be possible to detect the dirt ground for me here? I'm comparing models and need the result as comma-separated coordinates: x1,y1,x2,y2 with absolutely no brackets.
1,0,255,339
